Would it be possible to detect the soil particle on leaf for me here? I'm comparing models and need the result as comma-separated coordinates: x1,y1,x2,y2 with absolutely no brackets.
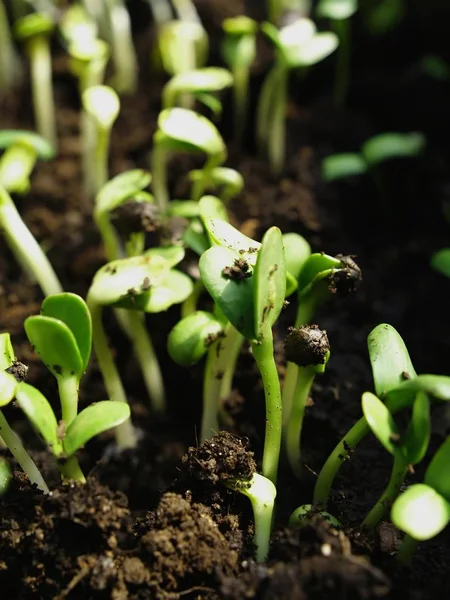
284,325,330,367
221,258,253,282
328,255,362,297
5,359,29,382
110,200,161,238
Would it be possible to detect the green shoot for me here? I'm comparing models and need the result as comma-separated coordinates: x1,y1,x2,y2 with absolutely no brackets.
14,12,56,147
0,183,62,295
284,325,330,477
431,248,450,279
162,67,233,110
221,16,258,147
189,167,244,204
0,0,22,95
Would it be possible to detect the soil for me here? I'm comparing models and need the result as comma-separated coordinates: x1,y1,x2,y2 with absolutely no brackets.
1,1,450,599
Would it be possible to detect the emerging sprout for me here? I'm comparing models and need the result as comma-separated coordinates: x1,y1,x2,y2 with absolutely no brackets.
189,167,244,204
14,12,56,147
162,67,233,111
221,16,258,146
289,504,342,529
0,183,62,295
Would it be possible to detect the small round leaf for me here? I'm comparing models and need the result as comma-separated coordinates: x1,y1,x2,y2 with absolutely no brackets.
385,375,450,413
144,246,185,268
317,0,358,20
0,130,55,159
0,371,17,407
282,233,311,282
391,484,450,540
168,311,224,366
163,67,233,108
82,85,120,129
204,218,260,263
424,437,450,501
403,392,430,465
362,132,426,167
199,196,229,225
362,391,400,456
321,153,367,182
95,169,152,215
143,270,194,313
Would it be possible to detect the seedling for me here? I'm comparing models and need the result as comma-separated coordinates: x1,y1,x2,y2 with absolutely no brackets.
431,248,450,279
162,67,233,111
0,129,55,194
361,390,430,529
391,436,450,564
87,253,193,447
188,167,244,204
284,325,330,478
0,0,22,94
221,16,257,146
151,108,226,211
14,12,56,147
257,18,338,174
289,504,342,529
82,84,120,198
0,183,62,296
317,0,358,106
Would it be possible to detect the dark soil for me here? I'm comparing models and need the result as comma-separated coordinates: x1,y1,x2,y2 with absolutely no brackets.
2,0,450,598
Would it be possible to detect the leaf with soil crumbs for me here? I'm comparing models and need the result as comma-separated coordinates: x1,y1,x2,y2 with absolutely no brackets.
0,371,17,407
0,333,15,370
168,311,224,366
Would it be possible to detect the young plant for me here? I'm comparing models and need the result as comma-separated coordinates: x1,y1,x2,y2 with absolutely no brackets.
162,67,233,112
14,12,57,147
0,0,22,95
82,84,120,198
316,0,358,107
151,107,227,211
391,436,450,564
87,253,193,448
188,167,244,204
0,129,55,194
289,504,342,529
257,18,338,175
0,183,62,295
361,390,430,529
157,20,208,85
221,16,258,147
284,325,330,478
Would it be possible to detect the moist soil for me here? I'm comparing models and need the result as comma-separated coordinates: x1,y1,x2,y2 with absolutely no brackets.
1,1,450,598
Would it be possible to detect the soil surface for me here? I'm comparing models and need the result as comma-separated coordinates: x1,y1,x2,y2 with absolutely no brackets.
1,1,450,599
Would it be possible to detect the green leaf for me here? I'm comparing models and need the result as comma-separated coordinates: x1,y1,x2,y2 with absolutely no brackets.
431,248,450,278
222,16,257,69
253,227,286,339
288,32,339,67
385,375,450,413
82,85,120,129
191,168,244,202
15,383,63,456
285,272,298,297
317,0,358,20
95,169,151,216
0,371,17,407
158,21,208,76
424,437,450,501
183,219,210,255
14,13,54,40
403,392,430,465
321,153,367,182
144,246,185,268
41,293,92,374
168,200,200,218
204,218,261,264
362,391,400,456
63,401,131,457
297,253,342,294
0,333,15,370
362,132,426,167
199,246,256,340
143,270,194,313
282,233,311,282
391,484,450,540
168,311,224,366
199,195,229,224
367,324,416,397
195,92,224,118
25,316,83,380
163,67,233,109
0,130,55,159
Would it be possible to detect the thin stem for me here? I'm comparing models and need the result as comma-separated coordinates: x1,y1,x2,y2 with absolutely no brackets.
362,453,409,529
0,0,21,92
58,454,86,483
256,66,281,157
232,65,250,148
0,186,62,295
181,279,204,318
105,0,138,95
88,300,137,449
27,35,56,148
191,155,221,202
251,330,282,485
82,111,96,199
0,411,49,493
285,365,315,478
333,19,351,108
151,143,169,213
268,67,288,176
57,375,79,427
94,210,122,263
396,534,419,565
219,328,244,401
92,125,111,197
0,144,37,193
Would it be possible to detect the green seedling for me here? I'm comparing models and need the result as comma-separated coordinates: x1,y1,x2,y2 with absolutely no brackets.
317,0,358,106
171,0,200,22
162,67,233,112
14,12,56,147
0,129,55,194
0,183,62,296
87,253,193,448
284,325,330,478
391,436,450,564
313,324,450,507
227,473,277,562
221,16,258,147
289,504,342,529
151,107,226,211
282,252,360,428
82,84,120,198
322,131,426,181
258,18,338,175
361,390,430,529
199,221,287,484
431,248,450,279
189,167,244,204
0,0,22,95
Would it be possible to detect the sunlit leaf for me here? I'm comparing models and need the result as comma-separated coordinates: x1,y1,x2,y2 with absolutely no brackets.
362,391,400,456
362,132,425,167
321,153,367,182
0,371,17,407
168,311,224,366
391,484,450,540
424,437,450,501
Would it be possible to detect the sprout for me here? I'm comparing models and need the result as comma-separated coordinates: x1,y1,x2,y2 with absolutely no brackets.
151,108,227,211
284,325,330,477
0,129,55,194
289,504,342,529
316,0,358,106
221,16,258,147
158,20,208,85
0,0,22,95
0,183,62,295
189,167,244,204
162,67,233,110
392,437,450,564
82,85,120,198
14,12,56,147
431,248,450,278
257,18,338,175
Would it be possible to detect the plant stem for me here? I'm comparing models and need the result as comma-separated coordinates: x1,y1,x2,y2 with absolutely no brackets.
268,67,288,176
57,375,79,427
285,365,315,478
0,411,49,493
0,0,21,93
104,0,138,95
0,186,62,295
251,329,282,485
333,19,351,108
396,534,419,565
92,125,111,197
181,279,204,318
58,454,86,483
256,66,281,158
191,155,221,202
0,144,37,193
219,327,244,401
88,301,137,449
362,453,409,529
94,211,122,263
27,35,56,148
151,143,169,213
232,65,250,148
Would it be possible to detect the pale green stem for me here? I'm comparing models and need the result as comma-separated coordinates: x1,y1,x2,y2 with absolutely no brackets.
92,125,111,197
219,327,244,400
0,186,62,296
251,329,282,485
232,65,250,148
57,374,79,427
181,279,204,319
151,143,169,213
88,300,137,449
268,67,288,177
0,145,37,193
0,411,49,493
82,111,96,199
334,19,351,108
0,0,21,92
58,454,86,483
172,0,199,22
105,0,138,95
191,155,222,202
396,534,419,565
362,453,409,529
285,365,315,478
79,56,108,95
256,66,281,157
94,210,122,263
27,35,56,148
